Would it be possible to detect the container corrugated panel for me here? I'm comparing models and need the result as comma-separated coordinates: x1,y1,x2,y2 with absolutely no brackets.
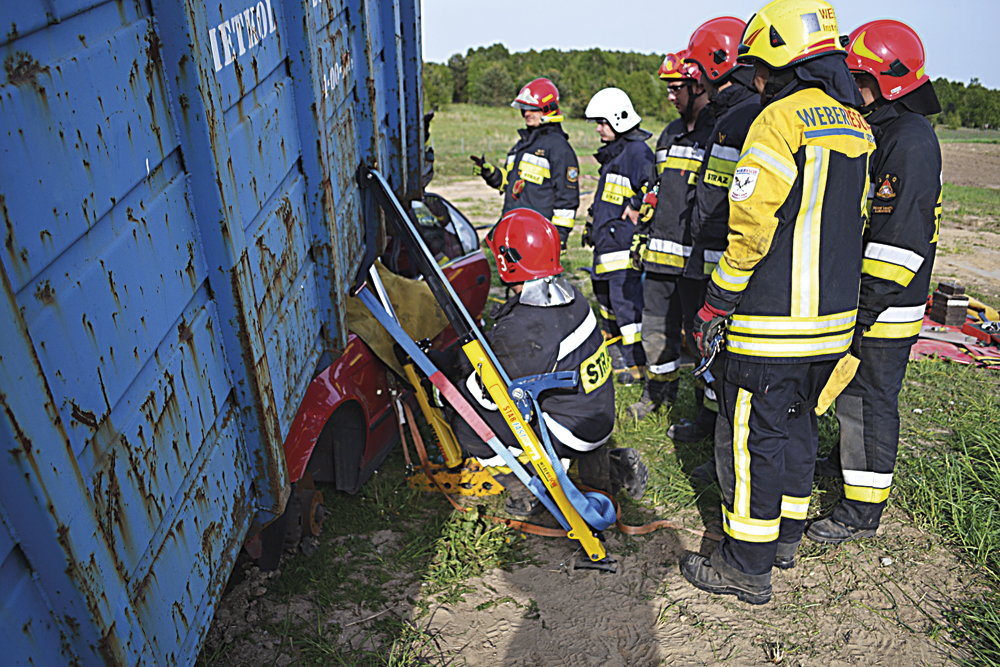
0,0,423,664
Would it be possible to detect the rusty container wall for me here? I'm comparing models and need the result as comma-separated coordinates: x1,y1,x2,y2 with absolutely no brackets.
0,0,422,665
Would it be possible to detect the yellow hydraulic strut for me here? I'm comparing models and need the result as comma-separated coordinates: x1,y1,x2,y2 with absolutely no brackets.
401,361,463,468
462,339,607,562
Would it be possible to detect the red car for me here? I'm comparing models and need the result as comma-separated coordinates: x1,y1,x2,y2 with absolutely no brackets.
282,192,489,496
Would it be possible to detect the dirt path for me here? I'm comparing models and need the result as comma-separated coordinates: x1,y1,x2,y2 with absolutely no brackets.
419,512,966,666
202,504,970,666
936,142,1000,301
941,142,1000,190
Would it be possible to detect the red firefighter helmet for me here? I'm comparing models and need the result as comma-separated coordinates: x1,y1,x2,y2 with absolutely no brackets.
511,78,563,123
659,50,701,81
845,20,929,101
486,208,563,283
685,17,747,83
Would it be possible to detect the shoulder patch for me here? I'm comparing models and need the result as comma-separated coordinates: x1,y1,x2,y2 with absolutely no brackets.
875,173,899,200
730,166,760,202
567,166,579,183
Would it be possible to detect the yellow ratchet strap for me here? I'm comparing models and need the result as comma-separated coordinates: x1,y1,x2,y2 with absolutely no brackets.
461,339,606,561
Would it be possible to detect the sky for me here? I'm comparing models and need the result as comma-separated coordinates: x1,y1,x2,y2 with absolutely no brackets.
421,0,999,90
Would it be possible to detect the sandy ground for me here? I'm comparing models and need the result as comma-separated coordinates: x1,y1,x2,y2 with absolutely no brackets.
420,515,966,666
935,142,1000,300
203,504,972,666
940,142,1000,190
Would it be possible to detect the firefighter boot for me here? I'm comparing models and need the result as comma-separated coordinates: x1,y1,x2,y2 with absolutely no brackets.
806,517,876,544
682,548,772,605
627,379,678,420
495,474,545,518
773,540,799,570
690,456,718,485
616,365,644,385
575,449,618,496
610,448,649,500
668,405,717,443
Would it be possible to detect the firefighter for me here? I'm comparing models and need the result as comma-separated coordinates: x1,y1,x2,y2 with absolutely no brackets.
628,51,713,419
808,20,942,544
471,78,581,249
445,208,649,517
583,88,654,384
667,17,765,451
681,0,876,604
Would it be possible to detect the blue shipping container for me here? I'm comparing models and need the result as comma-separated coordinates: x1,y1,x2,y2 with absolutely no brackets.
0,0,423,664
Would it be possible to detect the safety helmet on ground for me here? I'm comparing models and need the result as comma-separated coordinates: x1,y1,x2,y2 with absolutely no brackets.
486,209,563,283
845,20,929,101
738,0,844,70
584,88,641,133
685,17,747,83
511,78,563,123
659,50,701,82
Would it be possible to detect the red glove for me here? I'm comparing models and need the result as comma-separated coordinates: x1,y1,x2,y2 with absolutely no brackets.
693,303,730,357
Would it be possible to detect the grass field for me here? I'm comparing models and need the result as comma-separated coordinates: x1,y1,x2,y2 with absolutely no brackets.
936,127,1000,144
428,104,662,182
942,183,1000,234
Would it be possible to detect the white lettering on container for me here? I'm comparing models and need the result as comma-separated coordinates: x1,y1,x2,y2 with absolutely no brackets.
209,1,279,73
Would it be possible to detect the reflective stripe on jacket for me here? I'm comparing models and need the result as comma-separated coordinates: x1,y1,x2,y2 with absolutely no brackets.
706,87,877,363
641,111,715,275
592,128,654,275
488,124,580,228
686,83,763,278
857,104,941,346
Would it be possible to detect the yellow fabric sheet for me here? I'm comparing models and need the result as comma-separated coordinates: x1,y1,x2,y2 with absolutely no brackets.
346,261,451,378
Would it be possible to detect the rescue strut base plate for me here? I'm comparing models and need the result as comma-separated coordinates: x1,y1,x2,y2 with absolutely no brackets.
407,459,504,496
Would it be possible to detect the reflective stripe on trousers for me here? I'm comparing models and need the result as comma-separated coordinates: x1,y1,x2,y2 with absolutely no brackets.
592,270,645,368
831,343,910,529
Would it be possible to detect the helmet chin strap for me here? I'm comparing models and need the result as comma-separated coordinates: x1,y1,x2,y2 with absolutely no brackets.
761,67,797,105
682,82,696,122
857,99,881,116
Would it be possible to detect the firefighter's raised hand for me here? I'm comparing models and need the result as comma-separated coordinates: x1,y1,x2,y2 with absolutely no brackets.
470,154,494,179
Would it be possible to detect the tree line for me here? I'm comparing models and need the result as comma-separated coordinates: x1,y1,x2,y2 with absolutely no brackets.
424,44,1000,129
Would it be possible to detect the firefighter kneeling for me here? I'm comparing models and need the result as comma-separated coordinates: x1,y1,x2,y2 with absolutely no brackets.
438,209,648,517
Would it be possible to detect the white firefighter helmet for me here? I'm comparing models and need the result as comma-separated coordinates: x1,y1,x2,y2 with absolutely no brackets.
584,88,641,133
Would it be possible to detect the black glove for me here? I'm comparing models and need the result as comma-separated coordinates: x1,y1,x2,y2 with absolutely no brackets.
630,233,647,270
850,322,867,357
470,154,495,179
581,206,595,248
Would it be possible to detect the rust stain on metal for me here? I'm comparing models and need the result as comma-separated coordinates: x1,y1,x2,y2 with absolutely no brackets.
34,279,56,304
69,401,98,431
4,51,50,89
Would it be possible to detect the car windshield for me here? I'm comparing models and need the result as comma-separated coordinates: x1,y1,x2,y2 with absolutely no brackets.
410,194,479,263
